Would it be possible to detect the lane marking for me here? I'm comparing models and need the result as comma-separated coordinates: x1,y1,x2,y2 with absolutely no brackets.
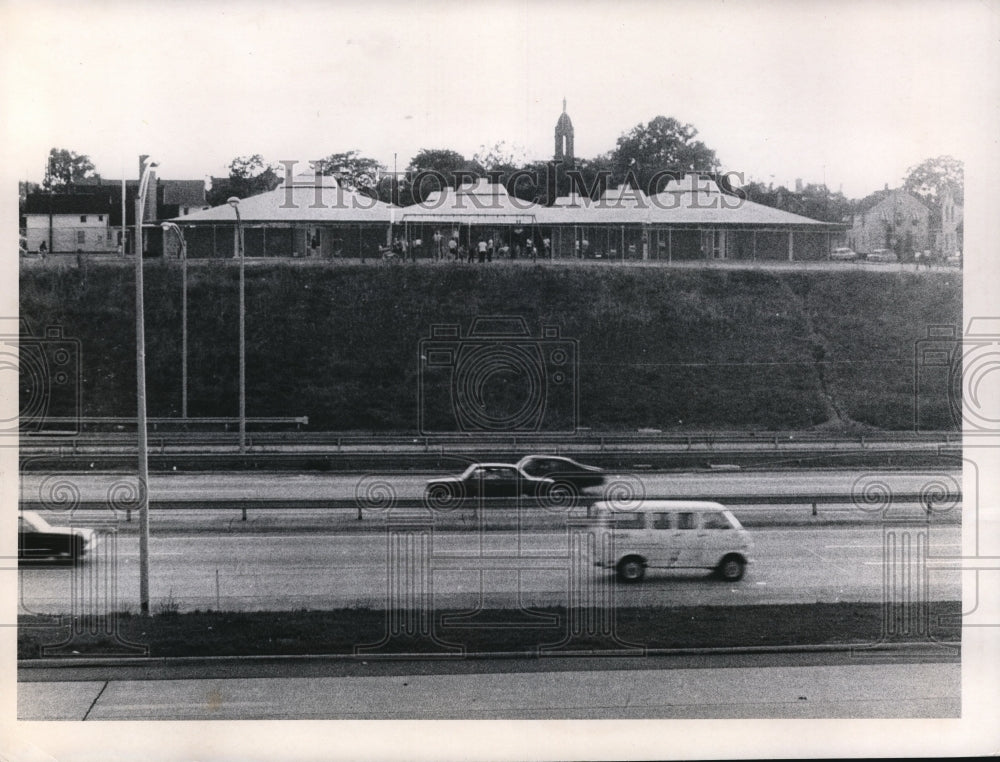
802,546,851,575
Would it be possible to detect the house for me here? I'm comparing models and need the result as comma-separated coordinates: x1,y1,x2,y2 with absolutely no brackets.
23,191,120,254
23,167,211,254
846,188,930,258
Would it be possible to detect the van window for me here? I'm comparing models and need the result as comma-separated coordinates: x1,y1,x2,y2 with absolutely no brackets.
676,512,696,530
612,512,643,529
702,512,731,530
652,512,672,529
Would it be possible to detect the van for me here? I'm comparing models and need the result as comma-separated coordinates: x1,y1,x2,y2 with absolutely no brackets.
592,500,752,582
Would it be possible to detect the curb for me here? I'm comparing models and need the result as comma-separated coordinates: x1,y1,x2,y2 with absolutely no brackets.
18,640,961,670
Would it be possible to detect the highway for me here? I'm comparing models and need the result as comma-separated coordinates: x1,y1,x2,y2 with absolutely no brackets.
18,524,961,614
20,467,962,505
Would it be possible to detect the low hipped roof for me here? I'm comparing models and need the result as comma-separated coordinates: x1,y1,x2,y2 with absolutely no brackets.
536,176,840,228
172,171,394,224
401,180,539,225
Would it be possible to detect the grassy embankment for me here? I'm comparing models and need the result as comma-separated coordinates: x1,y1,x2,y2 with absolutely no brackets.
18,601,960,658
19,262,961,431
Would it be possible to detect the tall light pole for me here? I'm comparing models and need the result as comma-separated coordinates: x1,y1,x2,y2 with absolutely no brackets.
227,197,246,454
160,222,188,419
135,157,157,616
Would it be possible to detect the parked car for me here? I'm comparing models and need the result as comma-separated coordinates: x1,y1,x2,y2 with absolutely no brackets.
18,510,97,564
867,248,898,263
516,455,606,492
424,463,557,501
830,246,858,261
592,500,752,582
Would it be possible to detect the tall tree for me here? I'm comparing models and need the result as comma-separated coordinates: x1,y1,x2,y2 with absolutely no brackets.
611,116,717,193
42,148,96,189
407,148,481,201
208,154,282,204
472,141,526,174
904,155,964,206
314,151,384,197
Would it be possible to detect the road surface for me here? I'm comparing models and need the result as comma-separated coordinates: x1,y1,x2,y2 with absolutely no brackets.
18,524,961,614
20,468,961,504
18,657,959,719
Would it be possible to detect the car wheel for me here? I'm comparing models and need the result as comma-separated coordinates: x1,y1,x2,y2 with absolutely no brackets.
617,556,645,583
716,555,745,581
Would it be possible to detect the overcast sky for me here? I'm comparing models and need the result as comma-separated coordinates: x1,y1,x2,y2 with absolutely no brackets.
1,0,995,198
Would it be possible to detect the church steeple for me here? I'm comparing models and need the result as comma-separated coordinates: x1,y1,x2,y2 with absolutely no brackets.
554,98,574,168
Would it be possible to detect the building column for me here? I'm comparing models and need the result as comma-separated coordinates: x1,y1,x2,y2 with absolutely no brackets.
667,229,672,263
788,230,795,262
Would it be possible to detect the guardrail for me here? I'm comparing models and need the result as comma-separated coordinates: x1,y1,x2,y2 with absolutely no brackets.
20,424,959,453
20,490,961,524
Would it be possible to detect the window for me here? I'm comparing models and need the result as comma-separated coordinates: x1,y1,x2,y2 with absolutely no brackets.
76,231,85,244
98,215,104,222
107,230,113,242
80,215,87,223
612,513,644,529
676,512,696,530
652,513,672,529
702,512,731,530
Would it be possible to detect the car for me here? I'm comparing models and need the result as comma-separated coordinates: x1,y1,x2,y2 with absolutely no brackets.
945,251,962,267
866,248,898,263
592,500,753,583
830,246,858,261
18,510,97,564
516,455,606,493
424,463,557,502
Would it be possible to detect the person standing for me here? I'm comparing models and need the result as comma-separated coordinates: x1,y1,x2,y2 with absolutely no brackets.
448,237,457,260
543,237,551,259
433,230,443,260
477,238,487,263
487,237,494,262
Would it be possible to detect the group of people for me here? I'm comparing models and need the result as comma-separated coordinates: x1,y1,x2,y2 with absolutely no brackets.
425,230,552,263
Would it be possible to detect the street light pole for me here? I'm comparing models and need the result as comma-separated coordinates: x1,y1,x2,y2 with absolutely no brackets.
227,197,246,454
160,222,188,418
135,158,158,616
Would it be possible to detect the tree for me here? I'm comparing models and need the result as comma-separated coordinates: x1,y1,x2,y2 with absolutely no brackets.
407,149,481,202
904,155,964,206
208,154,282,204
314,151,384,196
472,141,526,174
611,117,718,193
42,148,96,189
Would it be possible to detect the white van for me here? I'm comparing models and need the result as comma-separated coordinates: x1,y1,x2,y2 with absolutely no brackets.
592,500,752,582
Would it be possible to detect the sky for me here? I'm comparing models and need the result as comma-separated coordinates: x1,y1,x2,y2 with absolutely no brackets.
1,0,996,199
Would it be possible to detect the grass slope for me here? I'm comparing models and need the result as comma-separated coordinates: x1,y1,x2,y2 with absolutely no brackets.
19,262,961,431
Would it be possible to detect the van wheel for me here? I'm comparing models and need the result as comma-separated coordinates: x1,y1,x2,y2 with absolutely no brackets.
716,555,745,581
617,557,645,583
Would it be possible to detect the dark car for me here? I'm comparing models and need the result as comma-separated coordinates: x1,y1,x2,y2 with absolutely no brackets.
516,455,606,492
424,463,557,502
18,510,97,564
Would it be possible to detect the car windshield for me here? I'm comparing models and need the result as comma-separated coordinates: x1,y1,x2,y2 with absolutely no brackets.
21,512,53,532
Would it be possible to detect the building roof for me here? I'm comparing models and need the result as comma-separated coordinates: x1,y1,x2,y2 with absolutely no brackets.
24,192,116,215
401,181,540,225
172,173,393,224
534,176,841,228
162,180,207,206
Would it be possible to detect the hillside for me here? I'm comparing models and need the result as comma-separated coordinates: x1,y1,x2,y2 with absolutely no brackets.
19,262,962,432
